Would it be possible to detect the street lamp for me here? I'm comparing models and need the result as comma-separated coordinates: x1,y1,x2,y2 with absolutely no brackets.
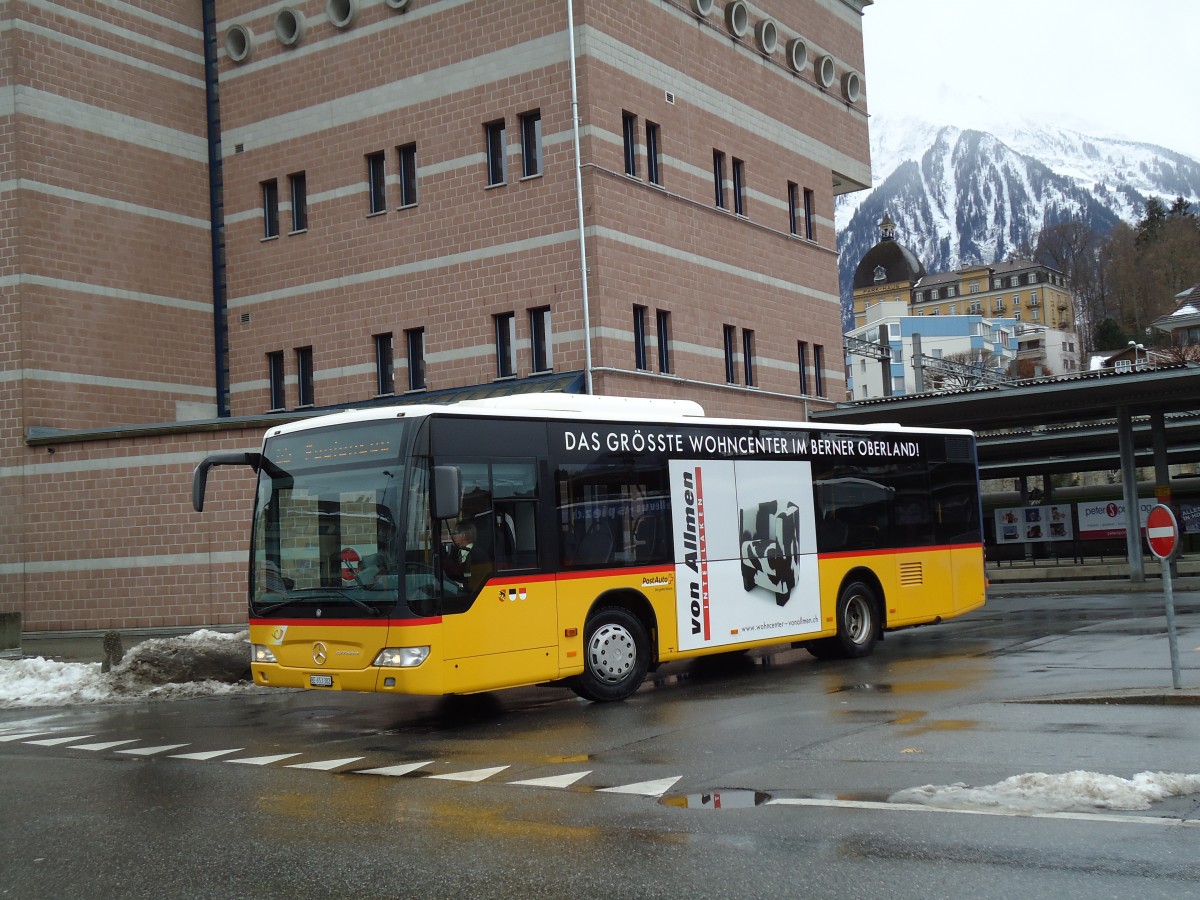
1128,340,1146,371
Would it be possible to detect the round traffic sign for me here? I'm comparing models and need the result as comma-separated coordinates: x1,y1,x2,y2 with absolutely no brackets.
340,547,361,580
1146,504,1179,560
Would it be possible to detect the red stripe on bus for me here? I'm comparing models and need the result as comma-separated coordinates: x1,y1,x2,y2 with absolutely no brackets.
555,565,674,581
817,542,984,560
250,616,442,627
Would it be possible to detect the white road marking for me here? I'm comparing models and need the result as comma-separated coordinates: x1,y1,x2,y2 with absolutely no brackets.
24,735,93,746
0,732,53,742
599,776,682,797
355,761,432,777
427,766,510,783
227,752,303,766
69,739,141,751
116,744,190,756
172,748,243,761
509,771,592,789
767,796,1200,826
286,756,365,771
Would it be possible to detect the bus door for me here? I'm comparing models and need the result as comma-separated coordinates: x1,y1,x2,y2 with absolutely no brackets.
434,458,557,692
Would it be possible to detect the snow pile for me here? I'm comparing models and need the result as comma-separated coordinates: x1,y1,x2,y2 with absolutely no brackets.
0,630,267,709
891,771,1200,813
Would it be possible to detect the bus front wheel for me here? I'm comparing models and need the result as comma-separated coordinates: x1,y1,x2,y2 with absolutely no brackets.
807,581,880,660
572,607,650,702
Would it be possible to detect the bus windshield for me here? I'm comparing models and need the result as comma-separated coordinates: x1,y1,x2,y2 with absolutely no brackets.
249,419,434,618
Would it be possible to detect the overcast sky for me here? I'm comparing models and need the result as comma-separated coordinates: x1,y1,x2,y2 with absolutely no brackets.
861,0,1200,161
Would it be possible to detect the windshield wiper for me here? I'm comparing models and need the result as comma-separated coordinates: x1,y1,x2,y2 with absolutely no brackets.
255,588,384,617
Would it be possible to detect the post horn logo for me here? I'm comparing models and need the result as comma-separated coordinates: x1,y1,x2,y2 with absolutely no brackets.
312,642,328,665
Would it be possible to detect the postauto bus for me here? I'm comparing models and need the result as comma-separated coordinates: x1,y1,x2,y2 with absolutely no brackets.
193,395,985,702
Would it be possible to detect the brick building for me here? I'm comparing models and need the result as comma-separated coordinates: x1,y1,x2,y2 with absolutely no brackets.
2,0,871,632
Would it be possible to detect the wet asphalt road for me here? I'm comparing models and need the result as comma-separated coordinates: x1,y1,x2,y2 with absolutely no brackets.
2,589,1199,899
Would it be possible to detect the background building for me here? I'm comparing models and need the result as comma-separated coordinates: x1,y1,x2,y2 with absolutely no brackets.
846,301,1017,399
1,0,872,632
850,216,1080,393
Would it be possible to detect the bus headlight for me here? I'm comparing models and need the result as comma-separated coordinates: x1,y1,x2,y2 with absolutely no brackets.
251,644,277,664
373,646,429,668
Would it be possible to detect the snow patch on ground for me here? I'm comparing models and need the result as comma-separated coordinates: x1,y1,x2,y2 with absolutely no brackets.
0,630,268,709
891,770,1200,813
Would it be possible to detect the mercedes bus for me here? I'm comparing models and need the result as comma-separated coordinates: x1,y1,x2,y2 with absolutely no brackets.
193,395,985,702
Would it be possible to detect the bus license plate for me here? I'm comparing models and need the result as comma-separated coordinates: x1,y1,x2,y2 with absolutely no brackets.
309,675,333,687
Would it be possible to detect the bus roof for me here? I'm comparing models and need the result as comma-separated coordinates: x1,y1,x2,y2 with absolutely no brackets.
262,394,975,440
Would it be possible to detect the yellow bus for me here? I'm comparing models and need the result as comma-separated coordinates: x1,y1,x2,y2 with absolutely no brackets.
193,395,985,702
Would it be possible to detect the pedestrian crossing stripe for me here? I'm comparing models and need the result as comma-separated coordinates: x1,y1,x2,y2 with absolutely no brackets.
509,771,591,788
427,765,509,782
287,756,365,771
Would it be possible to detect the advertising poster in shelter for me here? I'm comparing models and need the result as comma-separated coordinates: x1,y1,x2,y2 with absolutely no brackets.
993,504,1073,544
1076,499,1156,540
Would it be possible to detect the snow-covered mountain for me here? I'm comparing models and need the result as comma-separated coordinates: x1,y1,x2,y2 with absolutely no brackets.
836,112,1200,314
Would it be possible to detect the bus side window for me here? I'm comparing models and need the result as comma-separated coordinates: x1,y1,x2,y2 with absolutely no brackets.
555,461,670,568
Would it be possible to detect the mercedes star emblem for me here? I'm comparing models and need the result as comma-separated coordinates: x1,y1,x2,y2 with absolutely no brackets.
312,642,328,665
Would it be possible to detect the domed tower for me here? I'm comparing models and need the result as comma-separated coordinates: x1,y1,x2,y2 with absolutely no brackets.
851,215,926,328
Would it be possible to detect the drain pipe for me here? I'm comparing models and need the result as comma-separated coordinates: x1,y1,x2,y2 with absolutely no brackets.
201,0,230,417
566,0,593,394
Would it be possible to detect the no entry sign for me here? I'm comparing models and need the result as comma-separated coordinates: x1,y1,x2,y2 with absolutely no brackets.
1146,504,1179,560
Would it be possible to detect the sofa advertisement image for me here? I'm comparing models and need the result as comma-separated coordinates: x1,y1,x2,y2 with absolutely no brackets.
669,459,821,652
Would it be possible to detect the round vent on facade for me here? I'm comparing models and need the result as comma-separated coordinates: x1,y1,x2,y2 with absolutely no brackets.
755,18,778,55
274,8,305,46
725,1,749,38
817,54,836,88
691,0,714,15
384,0,411,9
224,24,256,63
787,37,808,73
842,71,862,103
327,0,358,29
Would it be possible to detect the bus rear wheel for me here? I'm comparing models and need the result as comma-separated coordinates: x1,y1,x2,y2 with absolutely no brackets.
807,580,880,660
572,607,650,702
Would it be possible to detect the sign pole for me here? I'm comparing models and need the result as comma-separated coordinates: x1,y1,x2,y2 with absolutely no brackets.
1146,504,1183,690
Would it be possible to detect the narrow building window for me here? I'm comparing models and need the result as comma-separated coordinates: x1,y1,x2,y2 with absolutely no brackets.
732,158,745,216
633,305,648,371
295,346,314,407
713,150,726,208
374,332,394,395
646,121,662,186
520,110,542,178
723,324,738,384
530,306,552,372
485,119,507,186
405,327,426,390
656,309,672,374
262,179,279,238
813,343,825,397
495,312,516,378
367,151,386,213
267,350,285,410
398,143,417,207
622,111,638,177
742,329,755,387
787,181,799,235
803,187,815,240
288,172,307,232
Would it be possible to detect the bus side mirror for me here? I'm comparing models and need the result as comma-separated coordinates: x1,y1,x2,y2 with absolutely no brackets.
193,452,261,512
432,465,462,522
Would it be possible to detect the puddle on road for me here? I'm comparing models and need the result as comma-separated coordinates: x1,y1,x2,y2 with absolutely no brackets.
660,790,772,810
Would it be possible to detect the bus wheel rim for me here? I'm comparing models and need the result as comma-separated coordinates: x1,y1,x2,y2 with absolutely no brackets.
846,595,871,643
588,623,636,684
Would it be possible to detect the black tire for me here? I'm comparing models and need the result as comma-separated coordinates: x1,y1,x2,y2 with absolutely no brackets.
806,580,880,660
571,606,650,702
